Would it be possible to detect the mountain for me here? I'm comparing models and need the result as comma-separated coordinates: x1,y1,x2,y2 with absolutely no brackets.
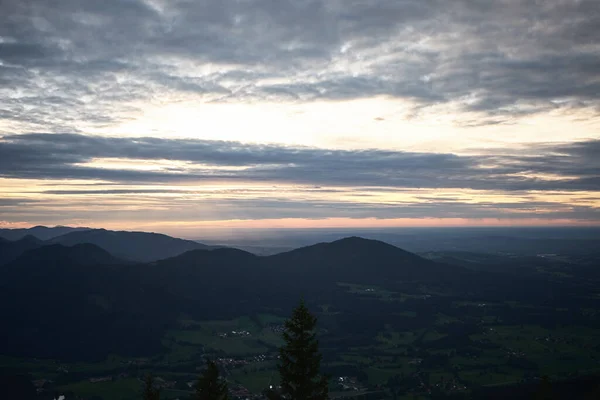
0,243,172,360
272,236,420,260
142,237,465,319
268,236,458,284
144,247,264,318
0,225,90,241
0,236,469,360
49,228,215,262
154,236,445,290
9,243,123,268
0,235,44,266
1,232,597,398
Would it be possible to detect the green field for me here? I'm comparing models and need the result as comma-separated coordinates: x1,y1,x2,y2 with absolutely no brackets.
59,378,141,400
6,286,600,400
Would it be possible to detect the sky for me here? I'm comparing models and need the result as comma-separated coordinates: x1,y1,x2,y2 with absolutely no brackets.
0,0,599,236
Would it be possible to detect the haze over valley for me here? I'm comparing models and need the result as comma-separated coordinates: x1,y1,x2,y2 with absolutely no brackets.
1,226,600,399
1,0,599,398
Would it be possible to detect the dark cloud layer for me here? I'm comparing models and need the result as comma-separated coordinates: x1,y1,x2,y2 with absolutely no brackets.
1,1,598,225
1,0,599,131
1,133,598,191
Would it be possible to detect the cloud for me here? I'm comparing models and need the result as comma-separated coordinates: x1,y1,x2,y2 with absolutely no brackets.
0,191,598,225
1,0,599,131
1,133,598,191
42,189,191,195
0,198,40,207
1,1,598,226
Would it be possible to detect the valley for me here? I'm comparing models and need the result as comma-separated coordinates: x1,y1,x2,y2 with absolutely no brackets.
1,228,599,399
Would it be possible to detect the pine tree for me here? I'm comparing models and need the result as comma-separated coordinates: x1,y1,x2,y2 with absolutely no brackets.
196,360,229,400
142,374,160,400
535,376,553,400
277,299,329,400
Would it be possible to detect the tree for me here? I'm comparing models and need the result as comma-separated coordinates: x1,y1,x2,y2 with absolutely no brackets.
277,299,329,400
196,360,229,400
535,376,554,400
0,373,37,400
142,374,160,400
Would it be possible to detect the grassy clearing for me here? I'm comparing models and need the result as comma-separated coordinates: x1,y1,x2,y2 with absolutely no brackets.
365,366,404,385
58,378,141,400
340,353,373,364
458,370,521,387
164,316,286,357
337,282,396,300
430,371,456,383
376,330,421,348
422,330,446,342
230,369,278,393
435,313,460,325
161,342,201,363
256,313,286,326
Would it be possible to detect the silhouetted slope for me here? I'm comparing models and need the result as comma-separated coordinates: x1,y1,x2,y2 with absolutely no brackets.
19,234,43,244
144,237,464,311
0,244,172,360
0,235,44,266
0,236,471,361
145,248,262,318
268,236,455,284
50,228,214,262
10,243,123,267
162,246,257,265
0,225,90,241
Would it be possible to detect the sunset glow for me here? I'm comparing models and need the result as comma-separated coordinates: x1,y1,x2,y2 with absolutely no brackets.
1,0,599,235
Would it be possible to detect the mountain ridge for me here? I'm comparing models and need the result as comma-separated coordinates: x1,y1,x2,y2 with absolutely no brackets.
48,228,216,262
0,225,91,241
0,235,46,266
0,233,473,361
9,243,124,268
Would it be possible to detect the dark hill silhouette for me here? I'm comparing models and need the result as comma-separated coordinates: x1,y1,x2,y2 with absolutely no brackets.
161,246,257,265
0,235,45,266
268,236,458,285
141,237,467,320
271,236,425,264
153,236,439,286
0,228,590,400
0,244,172,360
19,234,43,244
10,243,123,268
148,247,260,295
0,225,90,241
0,235,471,361
49,228,215,262
144,247,263,318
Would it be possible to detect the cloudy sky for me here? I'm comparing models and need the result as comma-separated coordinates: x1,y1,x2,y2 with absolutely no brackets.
1,0,599,236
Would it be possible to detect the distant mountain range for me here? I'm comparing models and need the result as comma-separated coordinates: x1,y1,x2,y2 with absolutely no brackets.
1,226,599,400
0,226,216,263
0,225,90,241
0,235,44,265
1,227,588,364
0,233,466,360
217,227,600,256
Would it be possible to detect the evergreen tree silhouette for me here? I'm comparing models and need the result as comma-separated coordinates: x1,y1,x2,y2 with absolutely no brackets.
196,360,229,400
276,299,329,400
142,374,160,400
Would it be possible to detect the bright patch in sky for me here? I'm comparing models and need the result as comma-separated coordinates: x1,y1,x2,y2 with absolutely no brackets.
0,0,599,233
